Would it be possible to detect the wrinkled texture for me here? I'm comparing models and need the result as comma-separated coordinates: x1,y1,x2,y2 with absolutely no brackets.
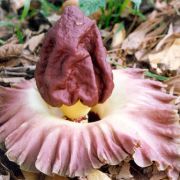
35,6,114,107
0,69,180,179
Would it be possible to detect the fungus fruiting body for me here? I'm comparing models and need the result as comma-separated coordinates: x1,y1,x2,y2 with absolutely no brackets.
0,6,180,180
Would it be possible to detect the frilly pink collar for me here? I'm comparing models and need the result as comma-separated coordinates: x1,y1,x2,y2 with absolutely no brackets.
0,69,179,179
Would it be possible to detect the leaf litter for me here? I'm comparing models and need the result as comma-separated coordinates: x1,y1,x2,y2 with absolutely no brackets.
0,0,179,179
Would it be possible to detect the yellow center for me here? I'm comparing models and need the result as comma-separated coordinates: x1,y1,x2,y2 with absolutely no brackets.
60,100,91,120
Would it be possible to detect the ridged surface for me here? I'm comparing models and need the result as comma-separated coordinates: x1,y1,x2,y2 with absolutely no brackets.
35,6,114,107
0,69,179,179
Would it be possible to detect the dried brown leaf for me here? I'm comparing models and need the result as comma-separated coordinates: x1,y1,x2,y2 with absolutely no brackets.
107,49,124,68
155,0,168,10
108,165,121,176
111,23,126,49
47,14,61,25
0,44,23,60
165,75,180,95
122,17,166,53
149,38,180,71
170,0,180,14
156,19,180,51
87,170,111,180
0,27,13,40
0,58,21,68
24,33,44,52
5,35,19,45
150,165,168,180
150,173,168,180
22,171,40,180
116,163,134,180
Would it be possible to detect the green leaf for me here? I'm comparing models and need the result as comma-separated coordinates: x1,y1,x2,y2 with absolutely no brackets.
144,71,169,81
120,0,131,14
40,0,59,16
20,0,31,21
79,0,106,16
15,26,24,43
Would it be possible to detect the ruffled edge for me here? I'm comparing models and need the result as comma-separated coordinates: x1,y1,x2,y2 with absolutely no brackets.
0,69,179,179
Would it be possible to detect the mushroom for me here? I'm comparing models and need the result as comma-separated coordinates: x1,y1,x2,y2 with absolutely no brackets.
0,6,180,180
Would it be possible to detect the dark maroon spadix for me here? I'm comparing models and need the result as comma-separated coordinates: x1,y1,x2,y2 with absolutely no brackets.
35,6,114,107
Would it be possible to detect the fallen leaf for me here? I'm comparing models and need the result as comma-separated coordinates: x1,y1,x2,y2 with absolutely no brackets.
0,26,13,40
87,170,111,180
165,75,180,95
24,33,44,52
122,17,166,54
116,162,133,180
0,58,21,68
22,49,39,63
22,171,40,180
155,18,180,51
0,44,23,60
155,0,168,10
149,38,180,71
150,173,168,180
10,0,26,11
150,165,168,180
122,7,179,62
170,0,180,14
108,165,121,176
107,49,124,68
0,163,10,180
111,23,126,49
47,14,61,25
5,35,19,45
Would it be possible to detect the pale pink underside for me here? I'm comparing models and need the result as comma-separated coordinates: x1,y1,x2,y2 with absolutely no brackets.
0,69,179,179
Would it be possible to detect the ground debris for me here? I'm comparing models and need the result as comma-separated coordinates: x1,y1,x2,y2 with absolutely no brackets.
111,23,126,49
122,16,167,54
0,65,35,77
87,170,111,180
165,75,180,95
0,44,23,60
0,163,10,180
148,37,180,71
116,162,133,180
24,33,45,52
